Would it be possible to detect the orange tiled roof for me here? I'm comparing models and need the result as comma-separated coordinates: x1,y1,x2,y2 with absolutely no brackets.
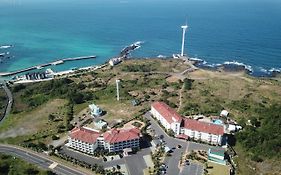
103,127,140,144
152,101,182,124
183,118,224,135
70,127,100,143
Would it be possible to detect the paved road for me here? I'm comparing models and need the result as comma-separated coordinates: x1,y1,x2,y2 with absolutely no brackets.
0,80,13,123
0,144,90,175
62,144,152,175
144,112,216,175
179,162,204,175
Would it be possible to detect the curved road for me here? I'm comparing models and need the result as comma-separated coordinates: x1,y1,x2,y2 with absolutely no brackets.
0,80,13,123
0,83,90,174
0,144,90,175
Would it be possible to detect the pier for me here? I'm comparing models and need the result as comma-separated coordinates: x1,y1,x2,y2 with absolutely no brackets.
0,55,96,77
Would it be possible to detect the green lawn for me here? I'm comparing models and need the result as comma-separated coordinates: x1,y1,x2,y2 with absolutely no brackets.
0,153,54,175
207,162,230,175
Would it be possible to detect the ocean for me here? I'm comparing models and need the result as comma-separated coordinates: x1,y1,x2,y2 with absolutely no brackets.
0,0,281,76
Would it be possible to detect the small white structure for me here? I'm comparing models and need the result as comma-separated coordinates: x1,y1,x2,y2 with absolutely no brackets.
227,124,242,132
94,119,107,129
109,57,122,66
116,79,120,101
208,148,226,165
89,104,103,117
220,110,229,117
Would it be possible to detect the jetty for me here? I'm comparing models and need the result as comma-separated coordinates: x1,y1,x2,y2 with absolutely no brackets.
0,55,96,77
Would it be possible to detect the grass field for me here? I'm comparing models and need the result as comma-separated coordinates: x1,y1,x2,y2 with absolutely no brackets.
0,99,68,145
0,58,281,175
207,162,230,175
0,153,53,175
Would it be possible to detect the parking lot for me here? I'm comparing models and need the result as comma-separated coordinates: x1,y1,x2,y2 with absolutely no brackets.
60,111,218,175
179,162,204,175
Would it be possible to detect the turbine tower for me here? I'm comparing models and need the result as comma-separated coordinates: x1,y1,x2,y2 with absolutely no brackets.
181,24,188,57
116,79,120,101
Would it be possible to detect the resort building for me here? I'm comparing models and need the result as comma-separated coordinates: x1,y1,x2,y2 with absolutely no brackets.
67,127,141,154
151,101,225,145
67,127,100,154
89,104,103,117
182,118,224,145
151,101,182,135
100,128,141,152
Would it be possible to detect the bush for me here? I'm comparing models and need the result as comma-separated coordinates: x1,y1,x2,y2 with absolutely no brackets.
183,78,193,90
236,104,281,159
52,135,59,140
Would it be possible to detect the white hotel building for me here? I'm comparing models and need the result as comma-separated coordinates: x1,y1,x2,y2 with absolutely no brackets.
67,127,141,154
67,127,100,154
151,102,225,145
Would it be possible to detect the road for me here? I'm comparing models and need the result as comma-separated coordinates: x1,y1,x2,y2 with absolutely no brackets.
0,80,13,123
144,112,215,175
0,144,91,175
61,142,152,175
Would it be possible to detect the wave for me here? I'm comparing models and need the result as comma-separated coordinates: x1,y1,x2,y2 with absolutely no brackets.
0,45,12,49
189,57,281,77
157,55,167,58
222,61,253,72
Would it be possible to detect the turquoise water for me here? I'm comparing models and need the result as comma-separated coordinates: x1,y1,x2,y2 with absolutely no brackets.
213,119,223,125
0,0,281,75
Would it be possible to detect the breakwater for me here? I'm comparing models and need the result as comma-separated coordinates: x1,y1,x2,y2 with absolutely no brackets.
0,55,96,77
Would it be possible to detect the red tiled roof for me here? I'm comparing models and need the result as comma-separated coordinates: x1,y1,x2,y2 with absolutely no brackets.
183,118,224,135
70,127,100,144
103,127,140,144
151,101,182,124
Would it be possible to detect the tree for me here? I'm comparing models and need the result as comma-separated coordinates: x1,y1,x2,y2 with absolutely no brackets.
24,168,39,175
48,114,55,121
183,78,193,90
167,129,175,137
52,135,59,140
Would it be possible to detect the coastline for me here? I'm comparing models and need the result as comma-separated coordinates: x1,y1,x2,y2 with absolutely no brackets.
4,56,281,85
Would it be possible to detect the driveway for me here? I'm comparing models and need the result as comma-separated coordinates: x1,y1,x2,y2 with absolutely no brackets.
60,111,217,175
61,145,152,175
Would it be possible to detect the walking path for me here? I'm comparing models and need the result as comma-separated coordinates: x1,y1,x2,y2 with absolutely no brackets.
178,83,185,112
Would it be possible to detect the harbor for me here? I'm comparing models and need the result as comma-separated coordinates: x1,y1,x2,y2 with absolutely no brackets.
0,55,96,77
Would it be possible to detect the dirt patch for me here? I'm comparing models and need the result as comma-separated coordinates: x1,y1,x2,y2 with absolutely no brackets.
123,120,145,129
0,99,67,139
